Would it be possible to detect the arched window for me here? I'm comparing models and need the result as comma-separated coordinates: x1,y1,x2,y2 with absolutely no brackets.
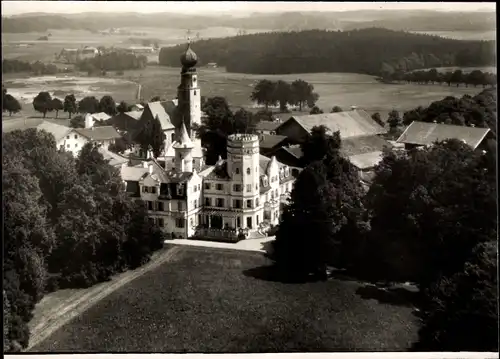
246,167,251,175
235,167,240,174
171,133,175,143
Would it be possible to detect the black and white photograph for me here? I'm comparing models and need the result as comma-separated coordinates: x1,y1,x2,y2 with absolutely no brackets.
2,1,498,356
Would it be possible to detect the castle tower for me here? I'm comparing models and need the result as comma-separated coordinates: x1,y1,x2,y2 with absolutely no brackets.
176,39,201,139
173,122,194,173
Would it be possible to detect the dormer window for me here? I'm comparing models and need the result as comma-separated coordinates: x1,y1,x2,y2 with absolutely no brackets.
246,168,251,175
262,175,268,187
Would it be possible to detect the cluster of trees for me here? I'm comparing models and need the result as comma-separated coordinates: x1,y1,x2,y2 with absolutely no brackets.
2,85,22,116
270,121,497,350
3,131,165,352
75,51,147,73
3,59,59,75
380,67,497,88
159,28,494,76
250,79,319,111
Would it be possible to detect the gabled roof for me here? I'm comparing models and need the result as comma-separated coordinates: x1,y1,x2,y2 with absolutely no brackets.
281,110,387,138
37,121,72,141
3,119,72,142
98,147,128,167
91,112,112,122
348,151,384,170
272,145,304,159
396,121,491,150
123,111,143,120
259,134,288,149
121,166,150,181
74,126,122,141
204,160,231,180
145,101,175,131
256,121,282,132
340,135,392,157
160,99,178,118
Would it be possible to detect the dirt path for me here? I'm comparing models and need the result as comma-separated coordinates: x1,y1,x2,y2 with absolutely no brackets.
26,246,182,351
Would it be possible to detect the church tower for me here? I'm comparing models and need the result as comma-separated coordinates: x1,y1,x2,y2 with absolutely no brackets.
177,40,201,139
173,122,194,173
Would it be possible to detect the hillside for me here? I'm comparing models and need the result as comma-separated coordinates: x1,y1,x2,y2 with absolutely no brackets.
159,28,495,75
1,10,496,33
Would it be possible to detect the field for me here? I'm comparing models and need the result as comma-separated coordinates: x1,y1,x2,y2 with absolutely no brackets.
409,30,496,41
30,245,419,352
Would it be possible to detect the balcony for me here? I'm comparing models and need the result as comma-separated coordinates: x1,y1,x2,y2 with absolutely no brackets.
193,227,249,243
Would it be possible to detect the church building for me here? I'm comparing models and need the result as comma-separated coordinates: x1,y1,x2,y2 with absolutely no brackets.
120,42,296,241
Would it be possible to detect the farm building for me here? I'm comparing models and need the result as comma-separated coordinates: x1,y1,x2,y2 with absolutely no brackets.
396,121,492,151
258,134,290,155
255,120,282,135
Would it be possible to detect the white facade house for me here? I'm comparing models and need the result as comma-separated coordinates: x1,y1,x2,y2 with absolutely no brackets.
120,42,296,241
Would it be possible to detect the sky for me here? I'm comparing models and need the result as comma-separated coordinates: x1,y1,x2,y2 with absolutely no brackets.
1,1,496,16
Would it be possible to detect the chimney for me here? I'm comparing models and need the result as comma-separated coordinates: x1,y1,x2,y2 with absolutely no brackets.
143,161,148,169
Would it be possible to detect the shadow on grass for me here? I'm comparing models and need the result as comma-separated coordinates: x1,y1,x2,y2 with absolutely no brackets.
355,284,421,308
243,265,329,284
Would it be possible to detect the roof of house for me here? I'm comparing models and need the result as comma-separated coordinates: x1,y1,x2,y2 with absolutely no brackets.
259,134,288,149
273,145,304,159
146,102,175,131
396,121,491,149
204,160,231,180
2,119,74,142
285,110,387,138
340,135,392,157
132,104,144,110
121,166,150,181
123,111,143,120
36,121,72,141
348,151,384,170
74,126,122,141
164,138,204,158
256,121,282,132
91,112,112,122
98,147,129,167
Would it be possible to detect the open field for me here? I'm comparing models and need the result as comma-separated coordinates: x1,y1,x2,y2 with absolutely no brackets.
409,30,496,41
30,245,419,352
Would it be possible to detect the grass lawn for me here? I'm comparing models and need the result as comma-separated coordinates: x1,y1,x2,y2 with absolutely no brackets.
30,245,420,353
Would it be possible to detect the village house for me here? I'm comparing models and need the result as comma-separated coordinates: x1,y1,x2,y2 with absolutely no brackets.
396,121,492,151
120,41,297,241
258,133,290,156
255,120,282,135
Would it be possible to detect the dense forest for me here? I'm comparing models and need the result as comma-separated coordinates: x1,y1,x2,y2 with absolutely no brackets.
2,10,494,33
75,52,147,73
3,133,165,351
2,59,61,75
159,28,495,76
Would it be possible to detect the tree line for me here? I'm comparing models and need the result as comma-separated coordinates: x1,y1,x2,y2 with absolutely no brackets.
75,51,148,73
270,113,497,351
159,28,494,76
250,79,319,112
2,59,61,75
3,132,165,352
380,67,497,88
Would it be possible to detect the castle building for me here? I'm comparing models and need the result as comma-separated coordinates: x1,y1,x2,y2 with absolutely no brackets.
120,42,296,241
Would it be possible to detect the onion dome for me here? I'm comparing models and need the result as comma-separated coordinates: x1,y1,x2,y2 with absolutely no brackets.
180,41,198,68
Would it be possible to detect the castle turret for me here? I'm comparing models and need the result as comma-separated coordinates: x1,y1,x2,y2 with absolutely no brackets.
173,122,194,173
176,40,201,139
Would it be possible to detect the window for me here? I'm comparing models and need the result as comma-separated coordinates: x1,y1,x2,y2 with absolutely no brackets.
246,184,251,193
66,144,70,148
216,198,224,207
177,184,184,196
275,189,278,198
256,198,260,207
194,199,198,208
194,90,197,95
233,184,242,192
246,200,252,208
176,218,185,228
246,167,251,175
158,218,164,227
148,217,155,224
171,133,175,143
255,183,258,190
74,134,78,139
178,201,184,211
67,135,70,139
216,183,223,191
152,186,157,194
193,186,197,193
205,197,211,206
235,167,240,174
75,144,78,147
256,215,259,225
233,199,242,209
205,183,211,190
148,201,153,211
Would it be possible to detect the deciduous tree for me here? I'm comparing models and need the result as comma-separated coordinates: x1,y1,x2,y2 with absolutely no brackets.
63,94,77,119
78,96,99,114
33,91,53,118
99,95,117,116
251,80,277,110
51,98,63,118
3,94,22,116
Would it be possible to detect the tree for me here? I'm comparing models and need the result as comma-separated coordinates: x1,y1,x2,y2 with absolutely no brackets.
232,108,259,134
416,241,498,351
150,95,162,102
116,101,130,114
272,80,292,112
99,95,117,116
387,109,402,133
33,91,53,118
78,96,99,114
134,115,166,158
3,94,22,116
70,115,85,128
63,94,77,119
331,106,343,113
51,98,63,118
291,79,315,111
371,112,385,127
271,148,369,280
450,69,464,87
306,92,320,109
309,105,323,115
301,125,341,166
250,80,277,110
108,137,129,154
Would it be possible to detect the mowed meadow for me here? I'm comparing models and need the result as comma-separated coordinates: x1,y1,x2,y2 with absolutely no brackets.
30,245,420,353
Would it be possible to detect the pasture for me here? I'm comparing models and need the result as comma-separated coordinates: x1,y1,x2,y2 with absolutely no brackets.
409,30,496,41
29,245,420,352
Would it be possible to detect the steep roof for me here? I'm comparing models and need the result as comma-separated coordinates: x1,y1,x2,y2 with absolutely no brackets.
121,166,150,181
285,110,387,138
396,121,490,150
91,112,111,122
259,134,288,149
173,122,194,149
74,126,122,141
123,111,143,120
348,151,384,170
340,135,392,157
36,121,72,141
164,138,204,158
160,99,178,118
256,121,282,132
98,147,128,167
145,101,175,131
